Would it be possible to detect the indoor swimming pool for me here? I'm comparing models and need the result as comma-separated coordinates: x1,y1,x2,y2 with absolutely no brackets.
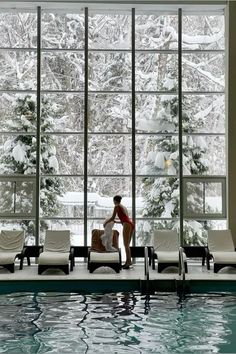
0,291,235,353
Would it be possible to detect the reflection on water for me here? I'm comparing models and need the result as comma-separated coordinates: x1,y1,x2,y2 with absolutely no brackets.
0,292,235,353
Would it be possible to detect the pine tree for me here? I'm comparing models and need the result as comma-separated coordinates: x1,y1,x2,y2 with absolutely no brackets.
140,85,209,246
0,95,62,240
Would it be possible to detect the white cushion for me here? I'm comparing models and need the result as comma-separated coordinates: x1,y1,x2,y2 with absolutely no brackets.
153,230,179,252
38,252,70,265
157,251,186,263
89,251,120,263
208,230,234,252
44,230,70,253
0,252,19,264
0,230,25,253
212,251,236,264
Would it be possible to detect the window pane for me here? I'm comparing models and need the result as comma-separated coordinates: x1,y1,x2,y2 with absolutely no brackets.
136,14,178,50
41,134,83,175
183,219,227,246
136,94,178,133
89,52,131,91
0,13,37,48
89,13,131,49
0,52,36,90
40,177,83,217
0,94,37,133
0,134,36,175
42,94,84,132
88,135,131,175
136,53,178,91
40,220,84,245
137,177,179,218
182,15,225,50
88,94,131,133
0,180,34,215
182,94,225,134
182,53,225,92
42,13,84,49
136,136,179,175
87,177,132,218
183,136,225,175
42,52,84,91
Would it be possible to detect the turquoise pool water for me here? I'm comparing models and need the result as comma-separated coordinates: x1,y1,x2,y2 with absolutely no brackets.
0,292,236,353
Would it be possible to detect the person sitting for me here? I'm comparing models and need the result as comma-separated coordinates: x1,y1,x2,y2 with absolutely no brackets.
100,219,117,252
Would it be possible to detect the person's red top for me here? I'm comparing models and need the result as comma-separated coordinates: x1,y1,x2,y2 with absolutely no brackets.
117,205,134,229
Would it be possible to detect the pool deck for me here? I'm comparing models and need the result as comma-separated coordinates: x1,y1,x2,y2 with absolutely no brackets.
1,259,236,293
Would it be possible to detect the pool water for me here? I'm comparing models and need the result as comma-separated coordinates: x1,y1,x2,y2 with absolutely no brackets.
0,292,236,353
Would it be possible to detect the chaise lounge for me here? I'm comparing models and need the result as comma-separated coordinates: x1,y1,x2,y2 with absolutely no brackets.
207,229,236,273
0,230,25,273
152,229,188,273
38,230,74,275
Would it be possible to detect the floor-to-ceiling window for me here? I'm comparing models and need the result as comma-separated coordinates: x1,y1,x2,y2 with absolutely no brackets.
0,4,226,247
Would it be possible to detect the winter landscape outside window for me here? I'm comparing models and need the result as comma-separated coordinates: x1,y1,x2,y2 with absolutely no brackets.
0,6,226,248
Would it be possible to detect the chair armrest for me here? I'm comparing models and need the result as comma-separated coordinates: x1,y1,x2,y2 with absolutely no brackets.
19,246,28,270
69,247,75,271
149,247,156,270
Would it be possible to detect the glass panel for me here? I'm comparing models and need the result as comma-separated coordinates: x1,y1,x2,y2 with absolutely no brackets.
182,94,225,134
0,180,35,215
183,219,227,246
182,15,225,50
88,93,131,133
136,94,178,133
0,94,37,133
0,52,36,90
183,135,225,175
136,53,178,91
89,13,131,49
88,135,132,175
42,52,84,91
136,136,179,175
0,134,36,175
185,181,224,216
135,14,178,50
88,52,131,91
42,13,84,49
87,177,132,218
40,177,83,217
137,177,179,218
182,53,225,92
40,220,84,246
41,134,84,175
42,94,84,132
136,219,179,246
0,13,37,48
0,219,36,245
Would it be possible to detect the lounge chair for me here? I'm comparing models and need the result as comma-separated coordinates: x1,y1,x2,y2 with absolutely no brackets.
0,230,25,273
207,230,236,273
152,230,188,273
38,230,73,275
88,229,121,273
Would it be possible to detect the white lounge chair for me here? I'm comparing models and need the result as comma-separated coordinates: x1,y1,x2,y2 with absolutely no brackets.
38,230,73,275
0,230,25,273
207,230,236,273
152,230,188,273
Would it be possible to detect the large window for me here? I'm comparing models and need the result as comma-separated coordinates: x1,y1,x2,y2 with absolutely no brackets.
0,6,226,246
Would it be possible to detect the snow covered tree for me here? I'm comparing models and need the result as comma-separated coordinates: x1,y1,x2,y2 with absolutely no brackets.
0,95,62,238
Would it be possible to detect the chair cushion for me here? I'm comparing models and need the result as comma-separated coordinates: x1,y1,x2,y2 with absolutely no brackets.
89,251,120,263
38,251,70,265
212,251,236,264
153,230,179,252
0,252,19,264
44,230,70,253
157,251,186,263
0,230,25,253
91,229,119,252
208,230,235,252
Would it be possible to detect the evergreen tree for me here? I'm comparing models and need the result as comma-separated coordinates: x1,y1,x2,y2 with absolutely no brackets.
140,81,209,245
0,95,62,240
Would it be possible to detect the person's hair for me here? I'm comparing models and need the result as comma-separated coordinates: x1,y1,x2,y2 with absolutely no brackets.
113,195,122,203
